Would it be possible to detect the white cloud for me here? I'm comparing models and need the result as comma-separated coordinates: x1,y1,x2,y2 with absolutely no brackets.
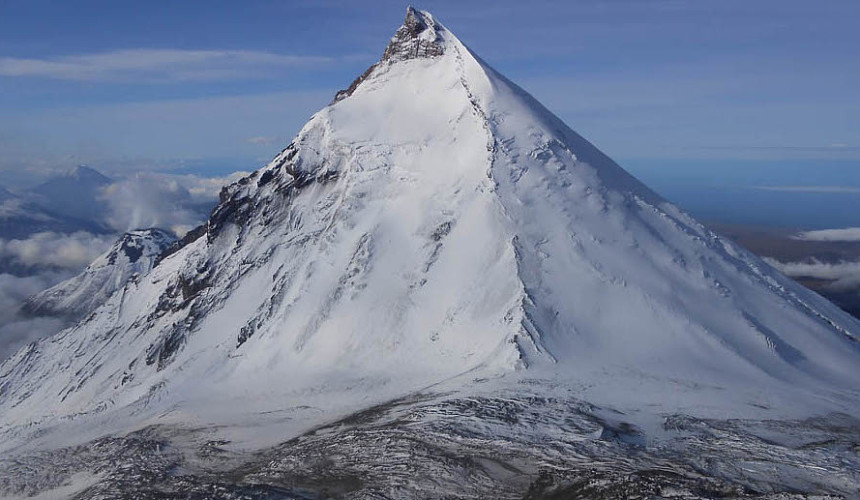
793,227,860,242
0,231,114,270
0,169,249,361
99,170,248,236
752,186,860,194
765,257,860,292
247,136,280,145
0,272,72,361
0,271,65,313
0,49,331,83
180,171,250,202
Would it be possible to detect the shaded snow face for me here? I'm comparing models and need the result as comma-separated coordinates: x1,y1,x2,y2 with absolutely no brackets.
0,8,859,452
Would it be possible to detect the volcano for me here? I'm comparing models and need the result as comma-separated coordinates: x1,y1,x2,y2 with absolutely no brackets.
1,8,859,499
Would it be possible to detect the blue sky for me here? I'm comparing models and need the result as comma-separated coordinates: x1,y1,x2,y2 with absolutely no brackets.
1,0,859,226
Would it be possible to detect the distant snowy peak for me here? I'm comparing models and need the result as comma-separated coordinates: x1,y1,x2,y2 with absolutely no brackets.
64,165,112,183
23,228,176,321
25,165,113,224
30,165,112,194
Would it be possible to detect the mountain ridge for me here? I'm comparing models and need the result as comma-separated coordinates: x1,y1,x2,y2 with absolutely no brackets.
22,228,177,322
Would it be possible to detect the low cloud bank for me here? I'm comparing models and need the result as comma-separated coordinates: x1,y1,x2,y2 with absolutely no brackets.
765,257,860,292
794,227,860,242
0,231,114,271
0,233,112,360
0,272,72,360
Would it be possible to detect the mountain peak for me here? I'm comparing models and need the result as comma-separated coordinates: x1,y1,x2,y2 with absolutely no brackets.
383,7,445,62
3,9,860,482
332,7,448,103
116,228,176,264
66,165,110,183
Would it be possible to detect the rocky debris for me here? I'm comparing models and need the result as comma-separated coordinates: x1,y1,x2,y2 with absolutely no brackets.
2,393,857,499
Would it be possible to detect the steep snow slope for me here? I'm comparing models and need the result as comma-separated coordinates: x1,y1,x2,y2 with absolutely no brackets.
0,8,858,453
22,228,176,322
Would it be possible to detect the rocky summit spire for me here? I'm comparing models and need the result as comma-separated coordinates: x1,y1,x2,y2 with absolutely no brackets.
382,6,445,62
332,7,446,103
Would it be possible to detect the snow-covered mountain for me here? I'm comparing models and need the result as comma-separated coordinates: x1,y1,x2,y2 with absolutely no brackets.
26,165,113,223
0,166,114,244
1,8,859,498
22,228,176,322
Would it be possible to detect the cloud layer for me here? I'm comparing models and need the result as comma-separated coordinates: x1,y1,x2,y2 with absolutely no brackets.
0,231,114,271
793,227,860,242
0,169,249,361
753,186,860,194
0,271,74,361
0,49,331,83
99,170,248,235
765,257,860,292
